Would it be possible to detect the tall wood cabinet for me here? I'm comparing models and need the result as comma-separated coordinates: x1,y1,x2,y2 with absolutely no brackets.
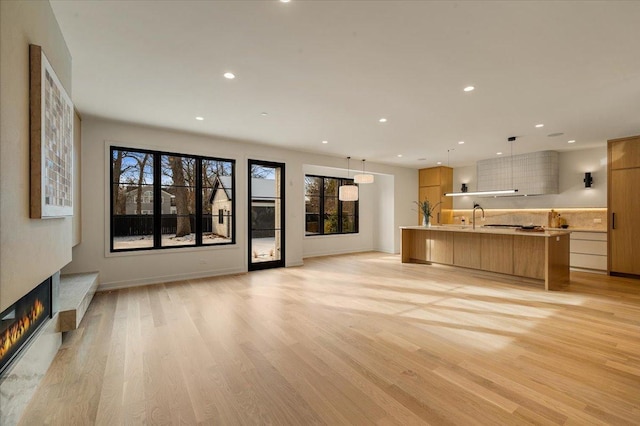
608,135,640,277
418,166,453,225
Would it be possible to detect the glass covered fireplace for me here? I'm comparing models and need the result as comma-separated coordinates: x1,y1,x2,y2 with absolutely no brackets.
0,277,52,375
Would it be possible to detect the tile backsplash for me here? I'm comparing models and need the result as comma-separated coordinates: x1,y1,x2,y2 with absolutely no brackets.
452,208,607,231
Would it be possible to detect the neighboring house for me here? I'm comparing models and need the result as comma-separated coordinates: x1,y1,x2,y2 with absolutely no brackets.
124,186,176,214
209,176,233,238
209,176,276,238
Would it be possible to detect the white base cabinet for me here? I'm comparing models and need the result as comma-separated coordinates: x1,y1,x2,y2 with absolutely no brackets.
570,231,607,272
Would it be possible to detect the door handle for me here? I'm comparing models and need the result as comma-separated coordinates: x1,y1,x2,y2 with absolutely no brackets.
612,212,616,230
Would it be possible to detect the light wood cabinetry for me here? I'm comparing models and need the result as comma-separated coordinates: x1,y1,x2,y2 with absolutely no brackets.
513,236,545,280
401,228,570,290
608,135,640,277
453,233,481,269
480,234,514,274
401,229,453,265
430,231,454,265
418,166,453,225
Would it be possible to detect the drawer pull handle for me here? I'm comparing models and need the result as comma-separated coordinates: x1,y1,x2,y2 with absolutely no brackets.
612,212,616,230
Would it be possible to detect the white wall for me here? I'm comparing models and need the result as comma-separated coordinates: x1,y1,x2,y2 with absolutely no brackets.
63,117,416,289
0,0,73,312
452,147,607,210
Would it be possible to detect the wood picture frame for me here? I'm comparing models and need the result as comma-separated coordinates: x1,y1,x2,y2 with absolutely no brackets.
30,44,74,218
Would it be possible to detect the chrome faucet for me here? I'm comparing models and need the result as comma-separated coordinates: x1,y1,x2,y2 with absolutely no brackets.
472,202,484,230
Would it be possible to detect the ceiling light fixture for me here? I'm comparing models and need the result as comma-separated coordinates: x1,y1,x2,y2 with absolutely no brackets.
397,154,402,158
195,116,204,121
458,141,465,145
261,112,268,116
463,86,475,92
338,157,358,201
354,159,374,184
445,189,519,197
437,161,442,165
379,118,387,123
535,124,544,128
497,152,503,155
223,72,235,79
280,0,291,2
568,140,576,144
322,140,328,144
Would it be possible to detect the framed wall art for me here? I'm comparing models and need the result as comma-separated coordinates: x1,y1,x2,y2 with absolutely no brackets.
30,44,74,218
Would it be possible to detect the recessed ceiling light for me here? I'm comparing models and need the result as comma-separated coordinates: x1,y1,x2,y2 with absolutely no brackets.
397,154,402,158
463,86,475,92
535,124,544,128
261,112,268,116
497,152,503,155
195,116,204,121
379,118,387,123
322,140,328,144
437,161,442,165
568,140,576,144
458,141,465,145
417,158,426,161
280,0,291,2
223,72,235,79
548,132,564,137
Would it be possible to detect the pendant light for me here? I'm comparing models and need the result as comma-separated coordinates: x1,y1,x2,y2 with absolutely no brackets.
338,157,359,201
354,159,374,184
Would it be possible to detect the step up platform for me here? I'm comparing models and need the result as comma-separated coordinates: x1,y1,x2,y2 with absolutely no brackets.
58,272,99,332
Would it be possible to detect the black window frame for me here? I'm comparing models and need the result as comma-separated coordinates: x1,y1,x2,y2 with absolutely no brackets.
110,145,236,252
304,174,359,236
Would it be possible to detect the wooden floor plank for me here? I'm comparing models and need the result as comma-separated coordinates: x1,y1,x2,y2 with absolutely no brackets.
17,252,640,425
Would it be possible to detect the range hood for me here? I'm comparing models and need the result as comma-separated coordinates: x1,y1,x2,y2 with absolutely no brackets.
475,150,559,196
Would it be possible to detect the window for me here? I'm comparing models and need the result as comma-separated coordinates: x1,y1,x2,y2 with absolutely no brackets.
305,175,358,236
110,146,235,251
218,209,224,224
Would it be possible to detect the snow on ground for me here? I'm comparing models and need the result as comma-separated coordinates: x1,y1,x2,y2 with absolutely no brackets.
113,235,277,263
113,233,230,250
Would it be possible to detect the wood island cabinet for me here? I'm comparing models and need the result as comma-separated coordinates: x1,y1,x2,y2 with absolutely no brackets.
401,227,570,291
481,234,514,275
608,135,640,277
418,166,453,225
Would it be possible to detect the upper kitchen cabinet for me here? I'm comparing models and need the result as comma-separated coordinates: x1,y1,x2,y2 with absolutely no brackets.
610,136,640,170
608,135,640,277
418,166,453,224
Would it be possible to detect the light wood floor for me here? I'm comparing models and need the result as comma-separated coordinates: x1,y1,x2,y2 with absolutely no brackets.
20,252,640,425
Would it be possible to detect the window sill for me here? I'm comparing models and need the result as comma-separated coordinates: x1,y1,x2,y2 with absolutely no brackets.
105,242,239,258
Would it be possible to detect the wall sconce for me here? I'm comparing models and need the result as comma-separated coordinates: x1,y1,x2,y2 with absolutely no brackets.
584,172,593,188
461,183,468,193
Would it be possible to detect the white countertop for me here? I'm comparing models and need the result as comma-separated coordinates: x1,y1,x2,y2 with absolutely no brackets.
400,224,572,237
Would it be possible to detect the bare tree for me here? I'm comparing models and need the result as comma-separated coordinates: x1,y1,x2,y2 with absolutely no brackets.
112,150,123,213
170,156,191,237
134,153,150,215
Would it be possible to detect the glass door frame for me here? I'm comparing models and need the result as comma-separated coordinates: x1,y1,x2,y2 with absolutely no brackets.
248,159,285,271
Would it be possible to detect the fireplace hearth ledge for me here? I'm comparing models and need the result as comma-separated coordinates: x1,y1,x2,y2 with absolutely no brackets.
58,272,99,332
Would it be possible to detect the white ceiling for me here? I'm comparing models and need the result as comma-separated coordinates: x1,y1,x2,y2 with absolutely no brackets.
50,0,640,168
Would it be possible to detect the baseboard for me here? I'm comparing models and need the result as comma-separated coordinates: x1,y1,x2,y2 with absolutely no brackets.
98,267,245,291
303,248,374,259
570,267,607,275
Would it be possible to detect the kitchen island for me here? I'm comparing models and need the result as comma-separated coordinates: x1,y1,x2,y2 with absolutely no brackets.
401,225,571,291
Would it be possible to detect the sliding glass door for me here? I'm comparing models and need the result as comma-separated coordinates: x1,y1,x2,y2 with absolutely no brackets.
248,160,285,271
